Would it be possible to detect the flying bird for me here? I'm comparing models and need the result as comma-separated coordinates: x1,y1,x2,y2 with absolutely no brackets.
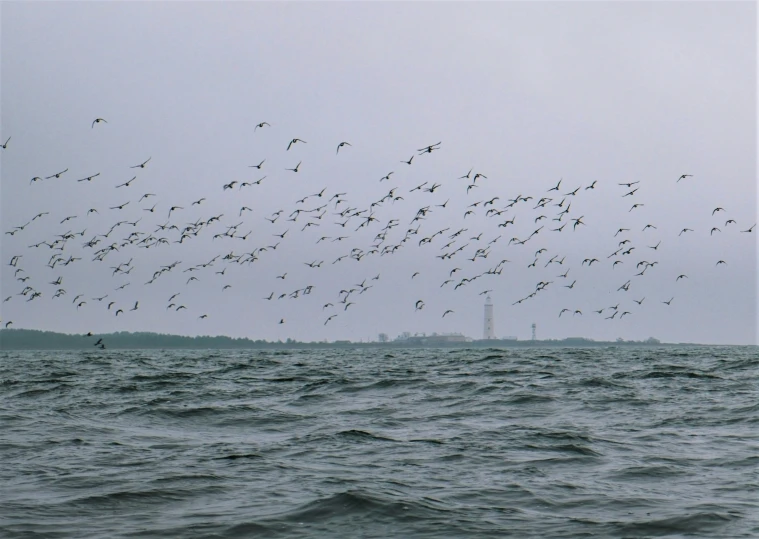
45,168,68,179
417,141,441,154
116,176,136,188
336,142,352,154
287,138,306,150
130,157,151,169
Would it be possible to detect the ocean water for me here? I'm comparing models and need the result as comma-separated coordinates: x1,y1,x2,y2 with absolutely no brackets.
1,346,757,538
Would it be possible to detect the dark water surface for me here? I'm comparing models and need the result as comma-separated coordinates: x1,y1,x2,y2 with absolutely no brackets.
2,346,757,538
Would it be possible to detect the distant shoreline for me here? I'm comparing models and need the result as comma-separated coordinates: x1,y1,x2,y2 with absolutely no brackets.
0,328,739,350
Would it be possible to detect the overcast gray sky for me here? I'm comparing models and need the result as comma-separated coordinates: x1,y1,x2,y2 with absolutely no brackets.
1,2,756,345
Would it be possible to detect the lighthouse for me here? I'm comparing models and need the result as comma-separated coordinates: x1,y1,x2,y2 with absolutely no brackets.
483,295,495,339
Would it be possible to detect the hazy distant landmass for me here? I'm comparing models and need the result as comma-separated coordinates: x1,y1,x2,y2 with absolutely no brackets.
0,328,709,350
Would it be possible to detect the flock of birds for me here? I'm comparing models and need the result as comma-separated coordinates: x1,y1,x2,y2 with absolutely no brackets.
1,120,755,346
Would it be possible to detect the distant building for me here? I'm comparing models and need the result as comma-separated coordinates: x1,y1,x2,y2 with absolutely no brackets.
394,332,472,344
404,333,473,345
395,332,411,341
484,295,495,339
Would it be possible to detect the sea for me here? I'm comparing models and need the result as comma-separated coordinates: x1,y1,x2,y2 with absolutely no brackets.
1,346,757,538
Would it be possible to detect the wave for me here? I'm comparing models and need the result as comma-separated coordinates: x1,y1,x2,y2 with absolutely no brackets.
579,376,631,389
220,521,280,537
505,393,556,404
607,464,687,479
336,429,397,442
642,371,723,380
10,385,69,398
616,511,738,536
338,378,423,392
63,486,227,508
548,443,601,456
408,438,445,445
214,453,264,461
263,490,452,526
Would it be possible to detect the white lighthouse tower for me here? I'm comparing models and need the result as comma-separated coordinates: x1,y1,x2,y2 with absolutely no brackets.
483,295,495,339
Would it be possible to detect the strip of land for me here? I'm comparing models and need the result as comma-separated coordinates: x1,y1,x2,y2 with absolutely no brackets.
0,328,705,350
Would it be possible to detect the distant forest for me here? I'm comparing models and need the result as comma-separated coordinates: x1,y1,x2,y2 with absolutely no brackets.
0,329,308,350
0,328,686,351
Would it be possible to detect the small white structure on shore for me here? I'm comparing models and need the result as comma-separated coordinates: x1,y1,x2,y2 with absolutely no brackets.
484,295,495,339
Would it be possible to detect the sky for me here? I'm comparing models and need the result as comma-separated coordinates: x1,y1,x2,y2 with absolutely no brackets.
1,1,757,345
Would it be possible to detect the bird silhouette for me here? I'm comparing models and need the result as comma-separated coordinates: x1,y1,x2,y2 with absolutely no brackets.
336,142,352,154
45,168,69,179
287,139,306,150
